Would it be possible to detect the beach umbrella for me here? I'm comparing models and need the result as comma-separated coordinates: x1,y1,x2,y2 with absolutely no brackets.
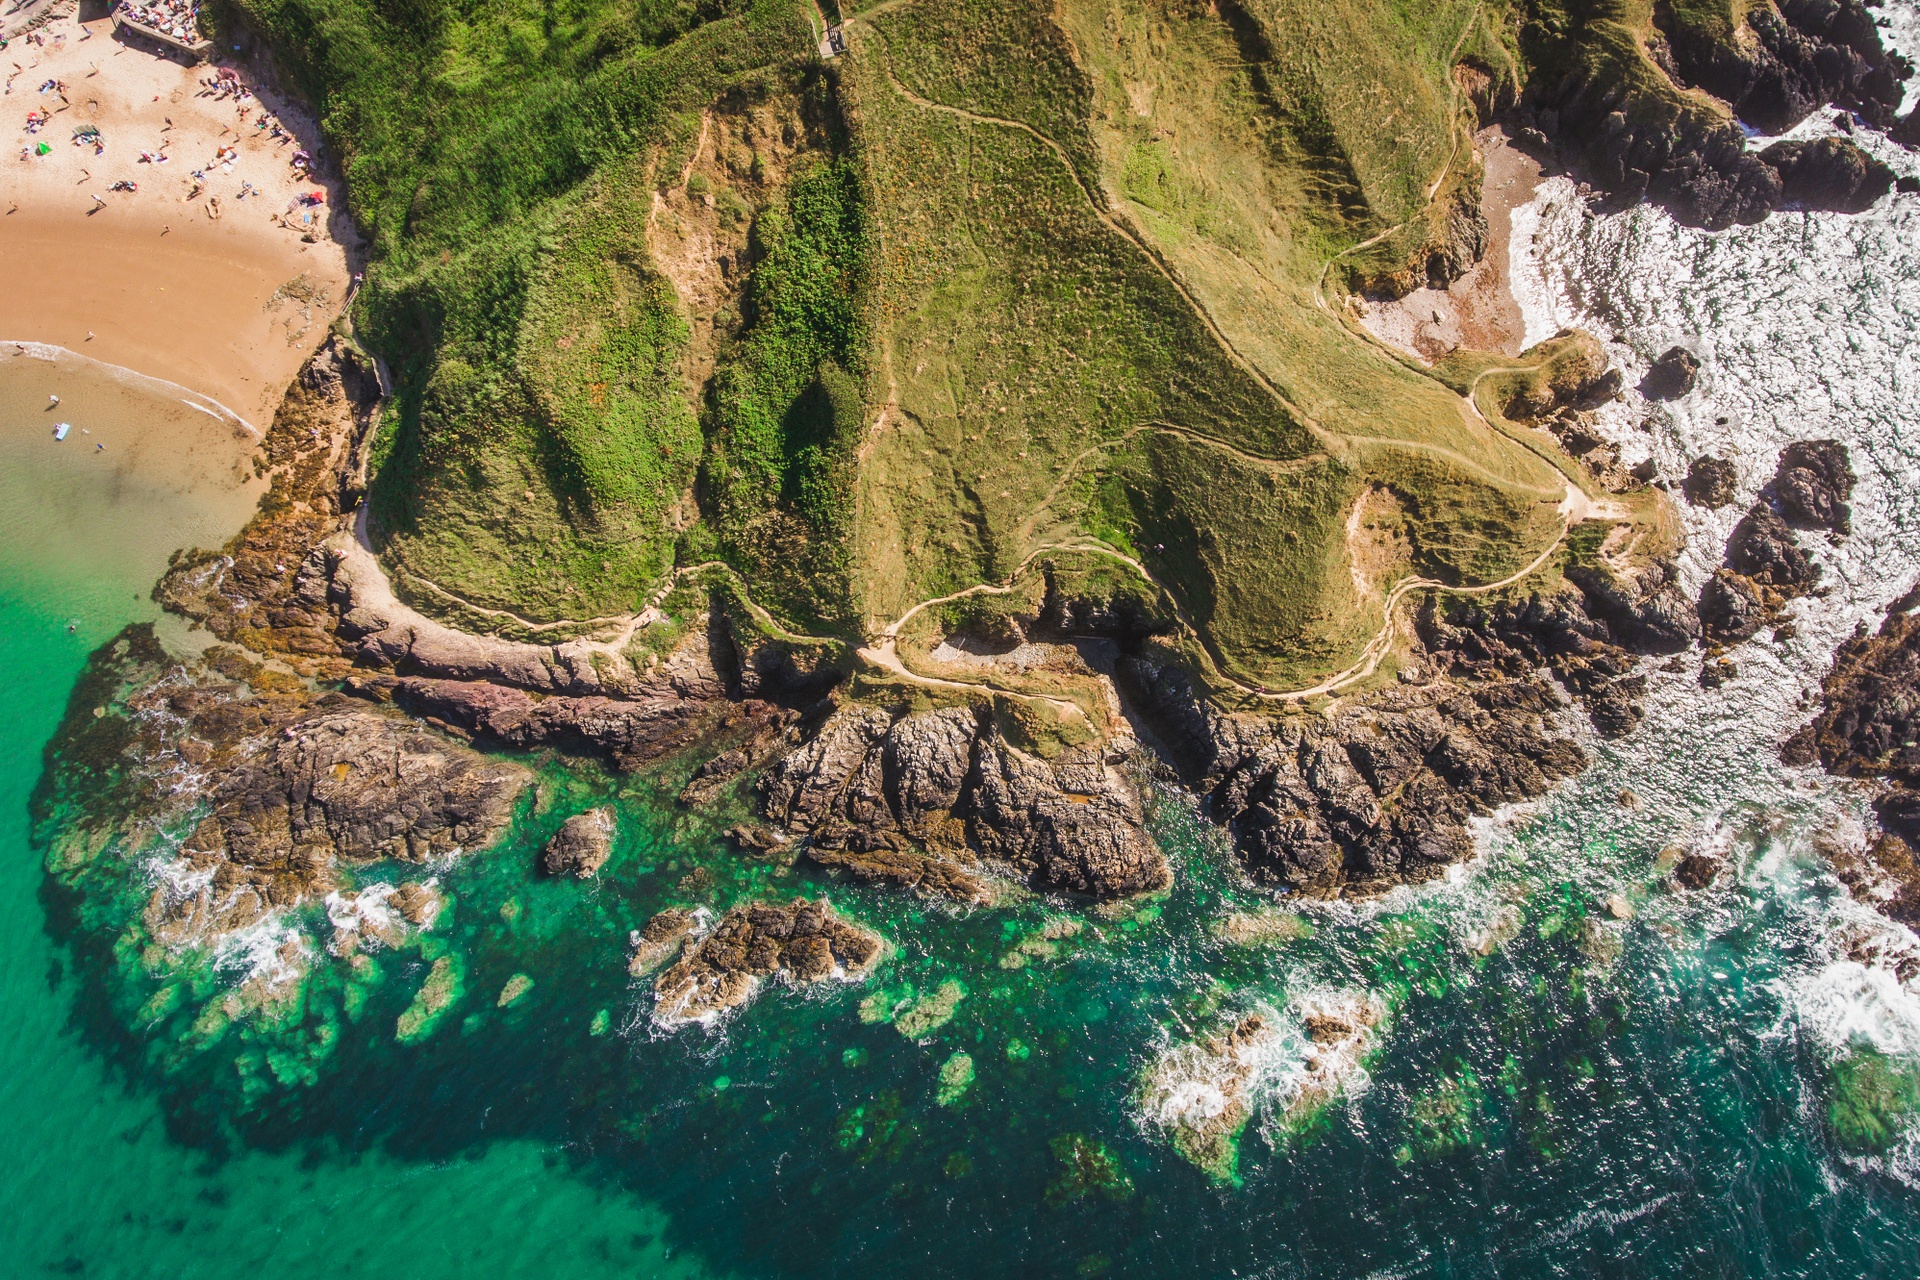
72,125,100,139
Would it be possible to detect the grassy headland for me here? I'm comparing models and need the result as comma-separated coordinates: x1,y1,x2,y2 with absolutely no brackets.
223,0,1854,689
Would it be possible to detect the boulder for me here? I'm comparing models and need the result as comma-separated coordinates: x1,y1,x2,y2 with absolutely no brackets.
1683,455,1738,508
543,808,614,877
1641,346,1700,400
1773,438,1855,534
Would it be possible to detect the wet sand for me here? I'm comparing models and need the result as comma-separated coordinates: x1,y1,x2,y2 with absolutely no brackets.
1359,126,1542,361
0,343,265,638
0,8,352,428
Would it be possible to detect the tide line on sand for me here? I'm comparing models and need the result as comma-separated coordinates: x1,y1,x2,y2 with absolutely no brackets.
1,339,261,437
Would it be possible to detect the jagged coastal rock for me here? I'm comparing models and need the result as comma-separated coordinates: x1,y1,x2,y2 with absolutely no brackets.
649,898,884,1027
543,808,615,878
758,702,1168,902
1787,588,1920,925
1520,0,1906,229
1119,563,1692,898
1700,441,1854,643
38,627,530,955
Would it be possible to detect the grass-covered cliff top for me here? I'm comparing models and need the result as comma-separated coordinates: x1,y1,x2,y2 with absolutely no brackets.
224,0,1895,691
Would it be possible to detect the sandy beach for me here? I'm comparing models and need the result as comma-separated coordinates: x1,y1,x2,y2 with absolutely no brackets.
1359,125,1542,362
0,5,353,428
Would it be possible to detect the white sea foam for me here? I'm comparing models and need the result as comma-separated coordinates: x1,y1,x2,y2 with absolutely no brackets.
213,911,310,991
1502,4,1920,1075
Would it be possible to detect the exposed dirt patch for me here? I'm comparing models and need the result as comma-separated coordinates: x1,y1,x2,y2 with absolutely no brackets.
648,89,830,397
1346,484,1412,601
1358,126,1539,362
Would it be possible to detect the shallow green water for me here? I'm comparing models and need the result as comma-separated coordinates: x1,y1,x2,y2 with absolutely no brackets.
9,363,1920,1280
0,355,705,1280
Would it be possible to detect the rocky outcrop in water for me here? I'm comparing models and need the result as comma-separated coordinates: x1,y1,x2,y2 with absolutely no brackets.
1683,455,1737,508
648,898,884,1026
757,702,1168,902
186,708,528,868
543,808,614,877
1138,992,1383,1183
1773,438,1856,535
1700,440,1853,643
1787,589,1920,925
1641,346,1700,401
37,627,529,952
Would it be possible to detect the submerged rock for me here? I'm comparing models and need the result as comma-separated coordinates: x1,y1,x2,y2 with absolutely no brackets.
1139,993,1384,1183
651,898,884,1027
542,808,614,878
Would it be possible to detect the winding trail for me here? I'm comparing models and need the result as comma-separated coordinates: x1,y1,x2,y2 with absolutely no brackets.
346,0,1610,716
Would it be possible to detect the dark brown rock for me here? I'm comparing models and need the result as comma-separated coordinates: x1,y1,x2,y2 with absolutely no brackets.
1122,651,1583,898
1658,0,1909,133
1671,852,1724,890
1683,455,1738,508
543,808,614,878
194,708,529,868
1641,346,1700,400
1700,569,1772,644
650,898,883,1025
1761,136,1895,212
1772,438,1855,534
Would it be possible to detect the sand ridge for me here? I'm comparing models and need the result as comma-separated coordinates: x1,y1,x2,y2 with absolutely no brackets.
1,6,352,427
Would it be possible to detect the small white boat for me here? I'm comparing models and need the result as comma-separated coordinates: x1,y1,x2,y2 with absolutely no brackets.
53,422,71,441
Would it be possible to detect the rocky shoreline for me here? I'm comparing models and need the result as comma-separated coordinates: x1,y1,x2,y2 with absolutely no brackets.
1512,0,1910,229
1787,585,1920,927
36,0,1920,983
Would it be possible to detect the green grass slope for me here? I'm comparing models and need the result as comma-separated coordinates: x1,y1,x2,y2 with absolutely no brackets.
230,0,1760,691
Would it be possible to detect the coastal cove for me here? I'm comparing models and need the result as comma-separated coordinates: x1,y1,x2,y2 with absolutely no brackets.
0,353,709,1279
12,0,1920,1275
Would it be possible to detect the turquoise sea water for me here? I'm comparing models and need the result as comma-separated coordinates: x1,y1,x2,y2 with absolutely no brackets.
9,382,1920,1279
14,137,1920,1280
0,355,706,1280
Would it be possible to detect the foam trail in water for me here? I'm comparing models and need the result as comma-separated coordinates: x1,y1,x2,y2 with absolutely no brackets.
1504,2,1920,1085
